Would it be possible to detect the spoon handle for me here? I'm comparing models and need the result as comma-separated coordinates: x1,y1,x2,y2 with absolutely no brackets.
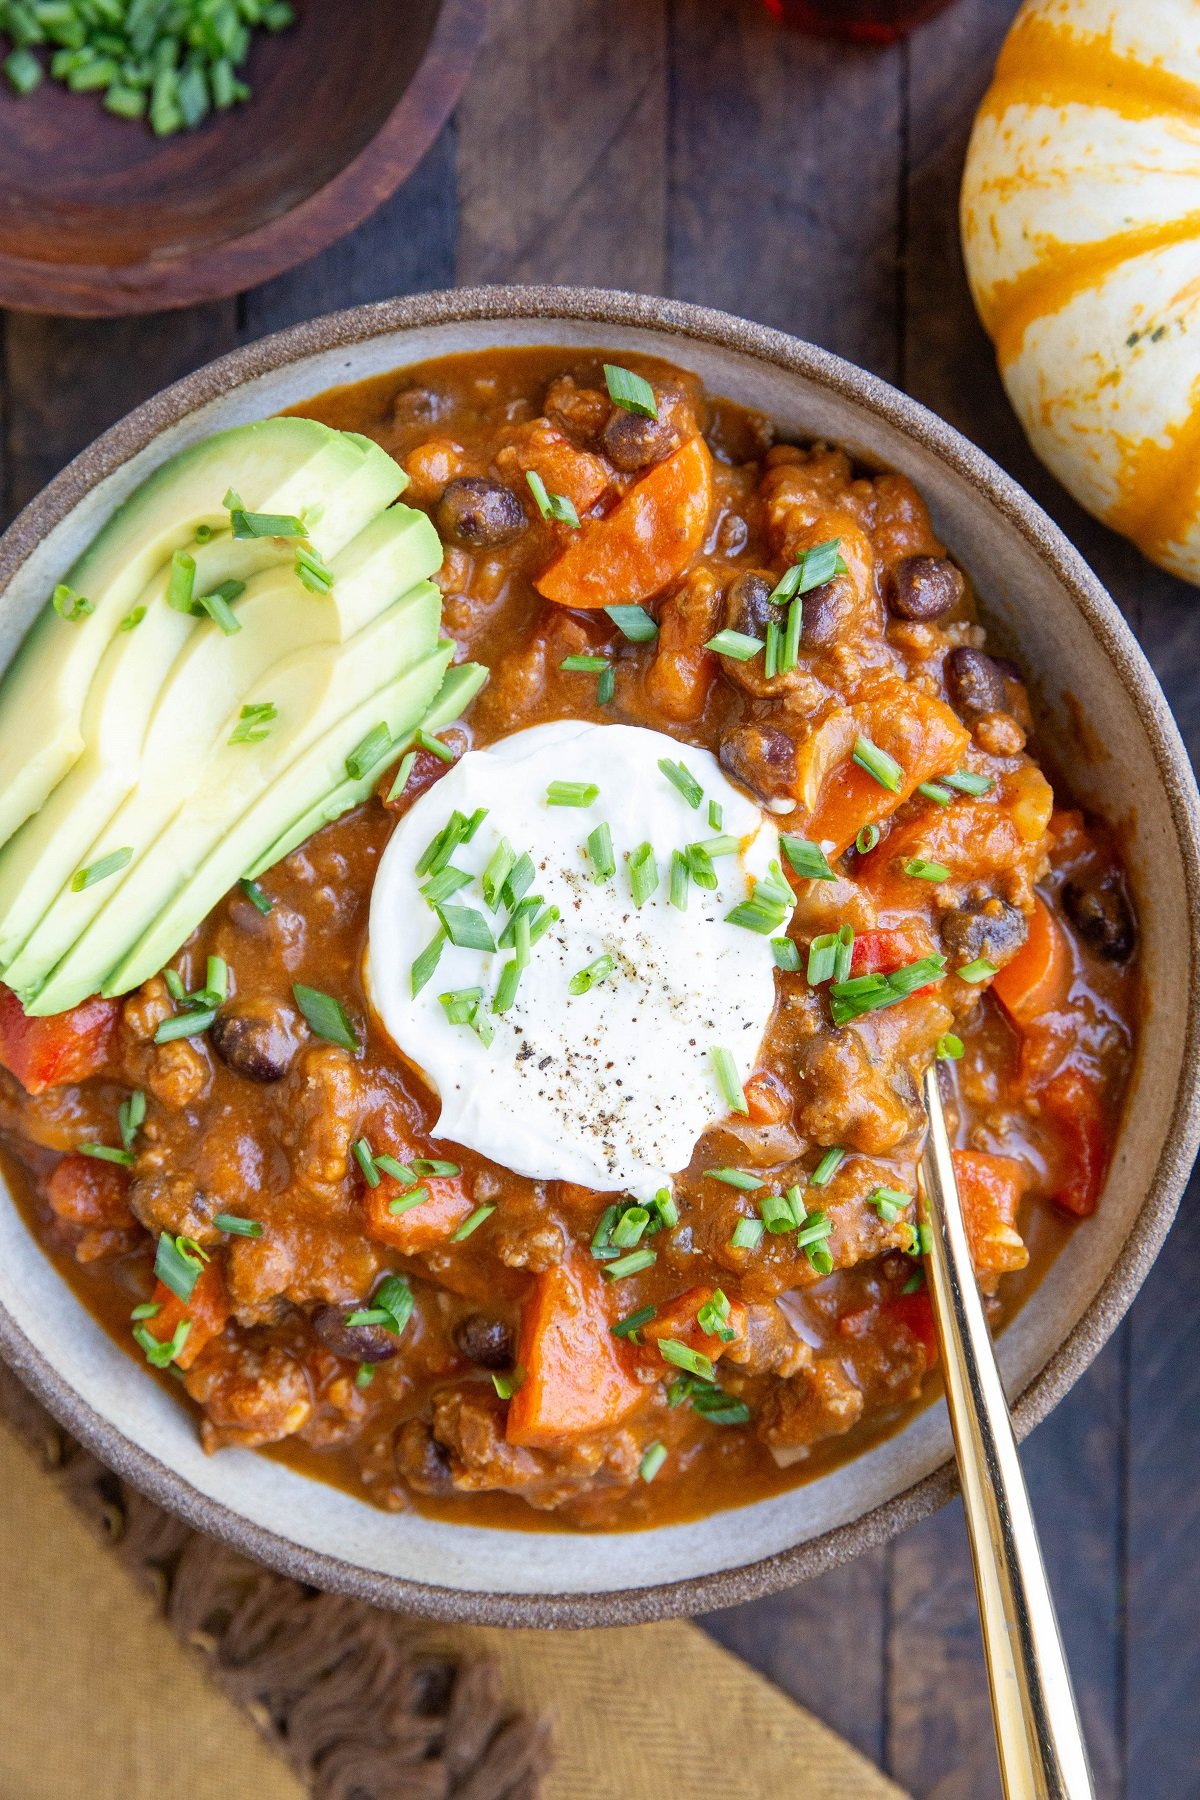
920,1064,1095,1800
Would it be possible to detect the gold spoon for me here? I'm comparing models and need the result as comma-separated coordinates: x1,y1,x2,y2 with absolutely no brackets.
919,1063,1095,1800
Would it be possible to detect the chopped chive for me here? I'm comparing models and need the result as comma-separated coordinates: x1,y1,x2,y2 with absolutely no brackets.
388,1187,430,1216
957,956,997,983
591,1204,620,1261
605,604,658,642
387,751,418,802
670,849,690,911
70,846,132,892
711,1046,748,1116
937,1032,965,1060
415,728,455,763
526,468,580,527
902,1268,925,1294
410,1158,461,1178
292,983,359,1051
904,857,951,882
569,953,615,996
352,1137,380,1187
164,969,186,1003
295,545,333,594
611,1205,650,1249
829,955,947,1023
706,1168,763,1191
943,768,994,796
166,550,197,612
708,799,723,831
658,757,704,809
355,1363,376,1389
780,595,803,671
853,734,904,792
771,937,801,971
867,1186,912,1224
451,1204,495,1242
240,876,272,915
195,582,243,634
805,1243,834,1277
560,654,609,674
651,1187,679,1229
918,780,953,806
154,1231,204,1305
492,1367,526,1400
639,1441,668,1483
80,1142,135,1167
603,1247,657,1280
855,823,881,854
810,1146,845,1187
597,664,615,705
833,923,855,982
500,853,535,913
787,1183,808,1221
227,503,306,540
117,1089,146,1151
213,1213,262,1238
376,1155,418,1184
492,958,522,1013
685,841,717,891
780,835,835,882
705,628,764,661
482,838,516,911
769,538,847,604
153,1007,217,1043
229,701,276,745
134,1320,191,1369
546,780,599,807
436,905,498,953
119,606,146,632
724,862,793,934
412,928,446,996
130,1302,162,1323
760,1191,799,1233
416,811,470,878
345,722,391,781
659,1338,715,1381
603,363,658,418
440,986,485,1027
730,1216,765,1250
807,931,840,986
795,1210,834,1249
587,821,615,883
697,1290,735,1340
764,618,781,680
420,865,474,906
628,841,658,907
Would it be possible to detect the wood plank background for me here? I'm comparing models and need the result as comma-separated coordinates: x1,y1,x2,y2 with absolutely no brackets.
2,2,1196,1793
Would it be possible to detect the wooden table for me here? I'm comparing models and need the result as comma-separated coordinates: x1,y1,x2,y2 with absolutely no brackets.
5,3,1195,1793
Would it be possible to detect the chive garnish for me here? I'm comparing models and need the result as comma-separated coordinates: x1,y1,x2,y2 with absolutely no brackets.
724,862,793,934
780,596,803,672
612,1304,656,1342
451,1204,495,1242
759,1191,798,1233
917,780,953,806
652,1187,680,1229
685,842,717,891
711,1046,748,1116
154,1231,206,1305
482,838,516,912
569,953,615,995
376,1154,418,1184
415,728,455,763
669,849,690,911
611,1205,651,1249
214,1213,262,1238
292,983,359,1051
119,606,146,632
412,928,446,996
697,1290,736,1340
809,1146,845,1187
166,550,196,613
412,1158,461,1177
492,959,522,1013
227,499,306,540
546,780,599,807
943,768,994,796
352,1136,380,1187
345,722,391,781
780,836,835,882
807,923,854,986
346,1275,414,1335
957,956,997,983
388,1187,430,1216
729,1217,765,1250
639,1442,668,1483
628,841,658,908
526,468,580,527
492,1368,526,1400
80,1142,135,1167
587,822,615,882
387,751,418,802
796,1210,834,1249
659,1339,715,1381
500,853,535,913
867,1186,912,1224
708,799,723,831
904,858,951,882
440,986,485,1027
771,937,801,971
829,954,947,1024
70,846,132,892
436,905,498,953
355,1364,376,1389
706,1168,763,1190
295,545,333,594
603,1247,657,1281
605,604,658,642
768,538,847,605
420,865,474,905
658,757,704,809
229,701,276,745
852,734,904,792
153,1007,217,1043
560,654,609,674
937,1032,965,1060
195,580,243,634
855,823,881,854
117,1089,146,1151
130,1302,161,1323
597,664,616,705
704,628,764,661
134,1320,191,1369
240,876,272,914
603,363,658,418
764,618,781,680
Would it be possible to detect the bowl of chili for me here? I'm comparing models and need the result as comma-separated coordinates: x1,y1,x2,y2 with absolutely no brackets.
0,285,1195,1626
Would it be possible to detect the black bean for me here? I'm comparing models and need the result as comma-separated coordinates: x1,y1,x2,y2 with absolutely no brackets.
436,477,526,549
600,408,673,471
1063,873,1135,963
311,1303,400,1364
211,1011,293,1083
394,1419,454,1495
885,555,965,621
944,645,1006,716
719,724,796,810
799,581,843,646
722,571,775,640
941,899,1028,966
453,1314,515,1370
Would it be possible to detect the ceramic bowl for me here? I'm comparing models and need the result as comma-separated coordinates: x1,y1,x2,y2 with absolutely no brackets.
0,287,1197,1626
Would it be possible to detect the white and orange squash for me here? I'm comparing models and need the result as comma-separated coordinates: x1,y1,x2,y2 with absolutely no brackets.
960,0,1200,584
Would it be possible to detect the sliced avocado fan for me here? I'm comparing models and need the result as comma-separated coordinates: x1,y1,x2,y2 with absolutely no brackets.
0,416,404,853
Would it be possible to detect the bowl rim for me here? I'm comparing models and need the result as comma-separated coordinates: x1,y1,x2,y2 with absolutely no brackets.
0,283,1197,1627
0,0,487,318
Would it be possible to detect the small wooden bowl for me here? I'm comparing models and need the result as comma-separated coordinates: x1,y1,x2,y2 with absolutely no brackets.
0,0,486,316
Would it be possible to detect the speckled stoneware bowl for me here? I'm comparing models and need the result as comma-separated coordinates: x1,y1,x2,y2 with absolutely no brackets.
1,288,1197,1628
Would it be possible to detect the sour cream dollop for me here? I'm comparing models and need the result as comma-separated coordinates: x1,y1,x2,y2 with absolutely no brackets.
367,720,789,1196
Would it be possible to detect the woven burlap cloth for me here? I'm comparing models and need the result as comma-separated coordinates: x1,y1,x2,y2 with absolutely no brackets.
0,1370,908,1800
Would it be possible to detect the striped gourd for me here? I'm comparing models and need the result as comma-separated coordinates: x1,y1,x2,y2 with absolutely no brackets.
960,0,1200,583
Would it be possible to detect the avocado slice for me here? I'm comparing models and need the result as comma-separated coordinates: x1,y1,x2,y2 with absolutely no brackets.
25,594,447,1014
244,658,489,880
0,417,404,853
95,643,455,1006
0,505,440,975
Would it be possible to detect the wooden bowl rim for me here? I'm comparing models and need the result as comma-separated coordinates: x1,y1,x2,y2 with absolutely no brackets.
0,284,1197,1626
0,0,487,317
